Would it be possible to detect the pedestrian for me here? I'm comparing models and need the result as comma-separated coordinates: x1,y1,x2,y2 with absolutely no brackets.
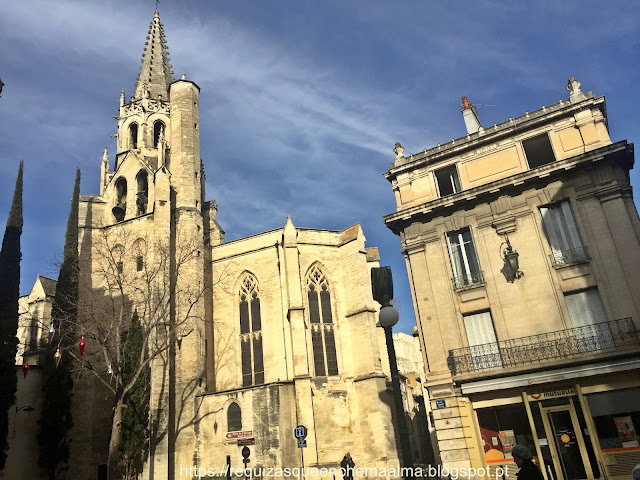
512,445,544,480
632,463,640,480
340,452,355,480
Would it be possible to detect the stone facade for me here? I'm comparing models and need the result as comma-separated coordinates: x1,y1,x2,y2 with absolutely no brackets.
1,10,403,480
384,80,640,480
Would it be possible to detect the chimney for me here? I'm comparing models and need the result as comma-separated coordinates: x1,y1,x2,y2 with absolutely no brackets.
461,96,482,134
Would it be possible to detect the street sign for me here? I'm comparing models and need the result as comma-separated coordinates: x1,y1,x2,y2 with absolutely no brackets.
237,438,255,446
435,399,446,409
297,439,307,448
294,425,307,439
226,430,254,440
241,446,251,459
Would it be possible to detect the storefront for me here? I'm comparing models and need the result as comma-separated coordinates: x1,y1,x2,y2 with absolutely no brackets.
461,359,640,480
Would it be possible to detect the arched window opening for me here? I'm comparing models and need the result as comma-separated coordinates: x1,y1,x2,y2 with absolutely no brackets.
227,403,242,432
153,120,165,148
132,238,146,273
112,178,127,222
136,170,149,215
307,264,339,376
129,122,138,150
239,273,264,387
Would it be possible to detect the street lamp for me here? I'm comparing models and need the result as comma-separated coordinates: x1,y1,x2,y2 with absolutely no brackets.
372,267,414,478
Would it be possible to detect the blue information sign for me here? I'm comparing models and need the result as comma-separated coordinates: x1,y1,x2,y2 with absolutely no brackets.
435,399,446,409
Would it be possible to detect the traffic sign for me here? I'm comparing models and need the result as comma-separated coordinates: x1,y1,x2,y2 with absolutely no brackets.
294,425,307,439
297,439,307,448
226,430,253,439
237,438,255,446
241,446,251,459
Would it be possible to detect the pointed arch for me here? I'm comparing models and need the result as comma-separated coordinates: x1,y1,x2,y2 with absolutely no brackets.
238,272,264,387
128,122,138,149
135,170,149,215
153,120,165,148
306,263,339,376
227,402,242,432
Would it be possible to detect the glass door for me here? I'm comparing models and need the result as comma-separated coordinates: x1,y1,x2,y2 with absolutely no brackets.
540,401,594,480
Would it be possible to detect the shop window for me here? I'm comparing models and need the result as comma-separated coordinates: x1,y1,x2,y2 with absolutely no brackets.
588,387,640,450
523,133,555,169
227,402,242,432
446,227,483,289
540,201,587,266
564,289,613,353
477,404,535,463
434,164,462,197
463,311,502,371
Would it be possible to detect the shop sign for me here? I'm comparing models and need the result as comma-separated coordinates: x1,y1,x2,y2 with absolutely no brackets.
527,388,575,401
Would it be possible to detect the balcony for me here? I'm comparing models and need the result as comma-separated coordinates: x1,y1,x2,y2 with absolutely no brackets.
448,318,639,376
550,246,589,267
452,271,484,290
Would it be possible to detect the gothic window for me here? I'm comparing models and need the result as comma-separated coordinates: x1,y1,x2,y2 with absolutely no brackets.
239,273,264,387
227,402,242,432
113,178,127,222
136,170,149,215
307,264,339,376
129,122,138,149
153,120,165,148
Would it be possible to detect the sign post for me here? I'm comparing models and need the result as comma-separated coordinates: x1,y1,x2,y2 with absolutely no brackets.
294,425,308,480
242,446,251,480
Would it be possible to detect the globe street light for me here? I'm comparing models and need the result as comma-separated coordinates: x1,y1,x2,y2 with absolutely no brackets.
372,267,414,478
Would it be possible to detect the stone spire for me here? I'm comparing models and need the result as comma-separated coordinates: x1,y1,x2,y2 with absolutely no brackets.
133,10,174,100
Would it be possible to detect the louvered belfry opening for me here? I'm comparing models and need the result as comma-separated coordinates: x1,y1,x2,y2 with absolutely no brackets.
239,273,264,387
307,264,339,376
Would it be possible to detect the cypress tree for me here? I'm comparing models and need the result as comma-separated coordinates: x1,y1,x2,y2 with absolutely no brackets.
38,169,80,480
119,311,149,480
0,161,23,470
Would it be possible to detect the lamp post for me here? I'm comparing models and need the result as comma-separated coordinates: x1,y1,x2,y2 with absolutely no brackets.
372,267,414,478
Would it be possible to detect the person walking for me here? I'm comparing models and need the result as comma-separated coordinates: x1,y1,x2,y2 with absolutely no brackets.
512,445,544,480
340,452,355,480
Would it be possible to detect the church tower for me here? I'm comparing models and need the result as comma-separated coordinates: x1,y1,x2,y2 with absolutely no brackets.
76,9,221,479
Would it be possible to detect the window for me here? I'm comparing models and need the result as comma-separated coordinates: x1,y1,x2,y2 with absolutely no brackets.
307,264,339,376
113,178,127,222
463,311,502,371
153,120,165,148
136,256,143,272
564,288,613,352
128,123,138,149
588,387,640,451
522,133,555,168
227,403,242,432
540,200,587,266
477,404,535,463
239,273,264,387
434,164,462,197
136,170,148,215
446,227,482,289
117,261,123,275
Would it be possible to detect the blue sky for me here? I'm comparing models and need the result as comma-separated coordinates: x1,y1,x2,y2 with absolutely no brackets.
1,1,639,334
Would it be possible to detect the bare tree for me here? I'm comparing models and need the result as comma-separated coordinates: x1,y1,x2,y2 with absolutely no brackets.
50,226,215,480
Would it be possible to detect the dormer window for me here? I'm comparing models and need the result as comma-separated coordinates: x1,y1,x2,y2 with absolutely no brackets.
129,123,138,150
522,133,555,169
434,164,462,197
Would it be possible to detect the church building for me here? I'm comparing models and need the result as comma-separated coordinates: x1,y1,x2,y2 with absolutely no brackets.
4,10,402,480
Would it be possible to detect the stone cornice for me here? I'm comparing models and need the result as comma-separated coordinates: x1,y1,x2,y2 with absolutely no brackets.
384,141,632,235
384,95,605,180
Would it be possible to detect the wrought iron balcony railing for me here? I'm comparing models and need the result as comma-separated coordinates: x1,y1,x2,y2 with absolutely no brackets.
550,246,589,267
452,271,484,290
448,318,639,376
